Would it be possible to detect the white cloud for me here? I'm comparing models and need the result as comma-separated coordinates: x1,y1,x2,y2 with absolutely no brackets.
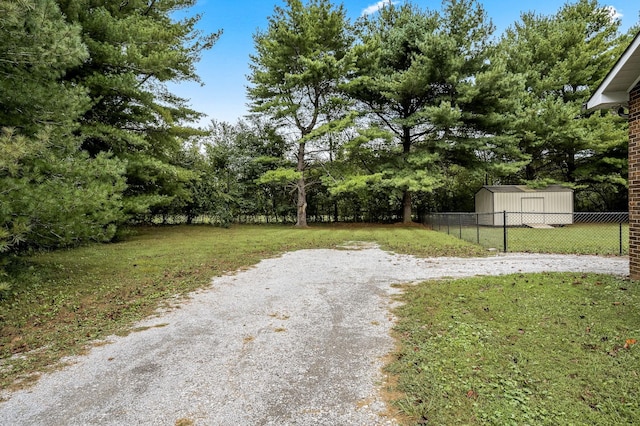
604,5,623,21
361,0,397,17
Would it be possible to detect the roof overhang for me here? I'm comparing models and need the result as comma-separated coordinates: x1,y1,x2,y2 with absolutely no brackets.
585,31,640,111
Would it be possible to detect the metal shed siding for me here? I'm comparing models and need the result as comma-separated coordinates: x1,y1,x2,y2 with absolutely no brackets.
495,192,522,212
475,186,573,226
494,193,536,225
474,188,495,225
475,188,493,212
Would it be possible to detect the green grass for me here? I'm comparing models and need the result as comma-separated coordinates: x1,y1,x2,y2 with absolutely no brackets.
388,272,640,425
0,224,482,391
443,223,629,255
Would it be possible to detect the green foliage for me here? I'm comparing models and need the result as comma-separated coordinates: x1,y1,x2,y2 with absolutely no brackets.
172,119,295,225
256,169,302,186
248,0,351,123
339,0,526,219
0,0,126,262
0,0,90,134
0,128,126,252
248,0,353,226
0,0,225,256
56,0,220,218
498,0,629,210
326,173,384,195
390,273,640,424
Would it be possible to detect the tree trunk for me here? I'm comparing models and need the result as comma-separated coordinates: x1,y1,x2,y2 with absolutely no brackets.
296,177,307,227
566,150,576,183
402,190,412,223
402,126,413,224
295,141,308,227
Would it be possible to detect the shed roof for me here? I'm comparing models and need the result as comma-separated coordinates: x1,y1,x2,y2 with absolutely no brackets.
585,31,640,111
479,185,573,194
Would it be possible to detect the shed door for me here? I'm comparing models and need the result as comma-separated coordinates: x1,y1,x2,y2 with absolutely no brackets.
521,197,544,224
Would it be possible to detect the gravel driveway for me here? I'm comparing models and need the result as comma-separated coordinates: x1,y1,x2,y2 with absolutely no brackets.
0,246,628,425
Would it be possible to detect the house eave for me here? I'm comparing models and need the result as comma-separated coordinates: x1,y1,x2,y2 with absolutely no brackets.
585,31,640,111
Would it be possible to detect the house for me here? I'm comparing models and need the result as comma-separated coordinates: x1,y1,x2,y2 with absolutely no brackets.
585,31,640,279
475,185,574,226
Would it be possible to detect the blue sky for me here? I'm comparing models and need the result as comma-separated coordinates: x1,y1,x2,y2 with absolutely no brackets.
169,0,640,127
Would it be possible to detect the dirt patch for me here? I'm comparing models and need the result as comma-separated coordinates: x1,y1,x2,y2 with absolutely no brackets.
336,241,380,250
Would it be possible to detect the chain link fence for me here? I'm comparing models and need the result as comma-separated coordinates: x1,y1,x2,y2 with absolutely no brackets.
425,212,629,255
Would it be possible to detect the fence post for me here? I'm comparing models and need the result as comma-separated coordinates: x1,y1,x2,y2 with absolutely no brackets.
459,214,462,239
476,213,480,244
620,221,623,256
503,210,508,253
447,214,450,235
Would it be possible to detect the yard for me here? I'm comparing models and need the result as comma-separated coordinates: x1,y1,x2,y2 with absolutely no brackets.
389,272,640,424
0,224,637,425
435,221,629,255
0,224,481,391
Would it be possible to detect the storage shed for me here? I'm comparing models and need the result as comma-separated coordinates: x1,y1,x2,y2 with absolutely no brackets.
475,185,574,226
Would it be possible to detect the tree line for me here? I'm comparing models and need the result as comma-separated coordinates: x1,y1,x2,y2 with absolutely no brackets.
0,0,636,267
246,0,634,226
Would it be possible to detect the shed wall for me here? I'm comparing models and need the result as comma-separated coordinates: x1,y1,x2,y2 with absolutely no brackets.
475,188,495,225
475,188,573,226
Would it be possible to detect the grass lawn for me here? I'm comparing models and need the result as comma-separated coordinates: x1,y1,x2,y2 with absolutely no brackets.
389,272,640,425
0,224,481,391
449,223,629,255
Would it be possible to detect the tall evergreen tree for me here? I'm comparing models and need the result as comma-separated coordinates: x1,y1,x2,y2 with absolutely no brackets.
0,0,89,134
498,0,630,210
56,0,220,217
0,0,125,263
340,0,524,222
247,0,352,227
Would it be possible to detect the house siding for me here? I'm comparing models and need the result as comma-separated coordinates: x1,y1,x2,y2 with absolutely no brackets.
629,83,640,279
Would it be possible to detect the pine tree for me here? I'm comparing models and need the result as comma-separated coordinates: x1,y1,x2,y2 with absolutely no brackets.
0,0,126,273
247,0,352,227
0,0,89,134
340,0,524,221
56,0,220,218
498,0,630,209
